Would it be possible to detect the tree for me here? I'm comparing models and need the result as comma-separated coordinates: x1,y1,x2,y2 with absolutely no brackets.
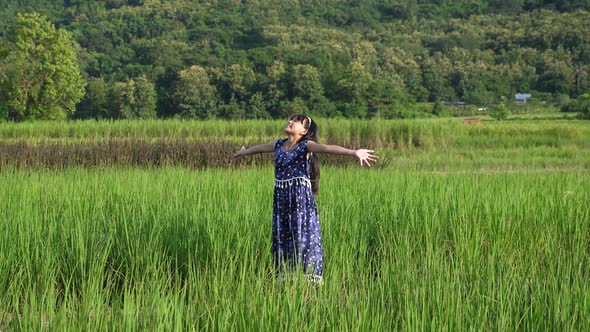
288,64,329,117
74,77,113,119
490,100,510,120
367,71,409,119
173,65,218,119
112,76,157,119
0,103,7,121
432,101,449,117
210,64,256,104
489,0,524,12
571,65,588,95
266,60,288,117
0,12,85,120
336,60,372,117
246,92,271,119
421,55,456,102
561,93,590,119
578,94,590,120
281,97,310,118
289,64,324,102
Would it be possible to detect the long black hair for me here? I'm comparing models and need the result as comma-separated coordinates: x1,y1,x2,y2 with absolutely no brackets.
291,114,320,194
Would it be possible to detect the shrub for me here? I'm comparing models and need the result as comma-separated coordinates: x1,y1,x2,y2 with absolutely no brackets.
561,93,590,119
490,102,510,120
432,102,449,117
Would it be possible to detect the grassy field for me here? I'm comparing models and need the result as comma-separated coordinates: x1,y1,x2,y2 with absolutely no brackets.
0,117,587,146
0,167,588,330
0,118,589,330
0,118,589,171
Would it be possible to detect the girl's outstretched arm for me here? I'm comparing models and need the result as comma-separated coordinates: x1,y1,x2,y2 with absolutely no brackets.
232,141,277,159
307,140,379,166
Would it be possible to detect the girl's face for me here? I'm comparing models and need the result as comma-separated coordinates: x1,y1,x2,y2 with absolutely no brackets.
284,116,309,136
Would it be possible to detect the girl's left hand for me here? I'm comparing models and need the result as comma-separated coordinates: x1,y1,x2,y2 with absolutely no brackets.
232,146,246,159
354,149,379,166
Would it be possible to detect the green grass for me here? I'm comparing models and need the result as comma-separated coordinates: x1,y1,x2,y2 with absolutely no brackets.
1,119,589,172
0,118,588,329
379,146,590,172
1,167,589,330
1,119,589,150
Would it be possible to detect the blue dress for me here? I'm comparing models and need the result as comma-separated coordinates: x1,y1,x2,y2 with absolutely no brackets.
272,138,324,282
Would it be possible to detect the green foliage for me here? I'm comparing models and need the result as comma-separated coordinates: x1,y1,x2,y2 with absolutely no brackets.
282,97,310,118
0,168,589,329
0,103,7,121
490,101,510,120
432,102,450,117
289,64,324,103
1,3,589,120
265,60,288,117
210,64,256,105
561,93,590,119
554,93,571,107
421,55,456,102
218,100,245,120
0,12,85,121
336,61,372,102
112,76,157,119
74,77,113,119
173,65,218,119
246,92,271,119
366,73,408,119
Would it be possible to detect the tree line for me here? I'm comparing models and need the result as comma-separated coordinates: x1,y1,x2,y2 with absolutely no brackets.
0,1,589,121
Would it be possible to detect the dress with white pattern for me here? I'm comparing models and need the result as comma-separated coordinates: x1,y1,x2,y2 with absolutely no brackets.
272,138,323,282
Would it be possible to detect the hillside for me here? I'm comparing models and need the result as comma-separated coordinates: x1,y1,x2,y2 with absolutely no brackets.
0,0,589,119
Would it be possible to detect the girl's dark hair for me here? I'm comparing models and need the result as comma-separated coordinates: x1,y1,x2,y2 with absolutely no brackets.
291,114,320,194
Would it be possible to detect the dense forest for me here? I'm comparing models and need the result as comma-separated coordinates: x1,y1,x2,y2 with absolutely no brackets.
0,0,589,120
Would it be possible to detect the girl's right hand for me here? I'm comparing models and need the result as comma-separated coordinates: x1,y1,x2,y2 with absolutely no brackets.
232,146,246,159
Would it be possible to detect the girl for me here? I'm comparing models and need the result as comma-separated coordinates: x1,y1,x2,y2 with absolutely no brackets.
232,115,378,284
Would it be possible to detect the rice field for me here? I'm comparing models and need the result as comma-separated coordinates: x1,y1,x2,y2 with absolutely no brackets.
1,118,588,149
0,118,589,330
1,118,589,172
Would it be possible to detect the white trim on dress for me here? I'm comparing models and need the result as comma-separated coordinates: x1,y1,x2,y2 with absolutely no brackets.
274,177,311,188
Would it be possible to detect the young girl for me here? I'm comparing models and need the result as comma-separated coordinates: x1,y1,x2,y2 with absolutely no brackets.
232,115,378,284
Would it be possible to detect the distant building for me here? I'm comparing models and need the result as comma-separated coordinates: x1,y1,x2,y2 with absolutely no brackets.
515,93,532,104
442,101,466,107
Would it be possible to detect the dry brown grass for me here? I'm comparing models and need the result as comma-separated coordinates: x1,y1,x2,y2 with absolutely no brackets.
0,139,360,169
